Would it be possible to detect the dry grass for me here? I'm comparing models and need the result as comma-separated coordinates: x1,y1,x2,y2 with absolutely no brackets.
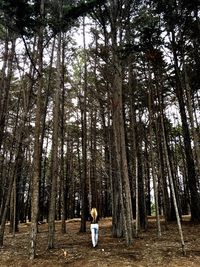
1,216,200,266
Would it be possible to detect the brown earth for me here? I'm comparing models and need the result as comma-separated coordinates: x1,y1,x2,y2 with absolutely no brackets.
0,216,200,267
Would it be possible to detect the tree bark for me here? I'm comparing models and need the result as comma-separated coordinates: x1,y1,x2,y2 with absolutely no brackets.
112,55,133,245
160,106,186,255
183,65,200,175
171,30,200,222
60,36,66,233
0,36,15,151
79,16,88,233
48,30,61,248
30,0,44,259
147,64,161,237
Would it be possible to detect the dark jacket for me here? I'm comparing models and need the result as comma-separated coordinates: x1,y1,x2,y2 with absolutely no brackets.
89,215,99,224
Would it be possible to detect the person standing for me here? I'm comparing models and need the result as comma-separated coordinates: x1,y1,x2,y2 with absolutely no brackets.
90,208,99,248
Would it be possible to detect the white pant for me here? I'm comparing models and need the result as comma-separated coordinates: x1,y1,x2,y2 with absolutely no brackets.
90,223,99,247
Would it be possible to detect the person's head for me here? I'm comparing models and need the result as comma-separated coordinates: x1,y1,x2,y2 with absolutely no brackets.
91,207,98,220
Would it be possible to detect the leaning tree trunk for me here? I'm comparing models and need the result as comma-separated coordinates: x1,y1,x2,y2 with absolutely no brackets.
160,107,186,255
156,111,171,224
154,69,171,224
171,30,200,222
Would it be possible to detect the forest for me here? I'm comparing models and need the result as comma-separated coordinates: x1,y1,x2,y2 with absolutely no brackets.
0,0,200,265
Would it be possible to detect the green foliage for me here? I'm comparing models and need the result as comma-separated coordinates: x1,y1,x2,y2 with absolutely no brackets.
0,0,39,36
0,0,106,37
132,6,163,54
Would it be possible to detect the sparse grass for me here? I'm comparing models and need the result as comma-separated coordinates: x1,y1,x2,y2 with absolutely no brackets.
0,216,200,267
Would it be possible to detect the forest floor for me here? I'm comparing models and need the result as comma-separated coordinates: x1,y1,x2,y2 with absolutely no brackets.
1,216,200,267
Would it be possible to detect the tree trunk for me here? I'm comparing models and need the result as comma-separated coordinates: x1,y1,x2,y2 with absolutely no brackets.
80,16,88,233
30,0,44,259
147,65,161,237
39,37,55,222
171,30,200,222
48,30,61,249
0,121,24,245
160,106,186,255
60,35,66,233
137,122,147,230
0,37,16,246
183,65,200,174
157,114,170,223
111,146,123,238
154,74,171,223
144,135,151,216
112,55,133,245
135,156,139,237
90,110,98,209
0,36,15,151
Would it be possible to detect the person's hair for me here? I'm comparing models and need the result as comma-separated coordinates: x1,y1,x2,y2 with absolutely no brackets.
91,207,98,221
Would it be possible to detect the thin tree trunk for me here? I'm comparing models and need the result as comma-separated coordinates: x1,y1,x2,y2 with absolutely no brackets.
144,135,151,216
39,37,55,222
60,35,66,234
135,157,139,237
90,110,98,209
0,168,15,246
161,109,186,255
48,30,61,249
156,115,170,224
184,65,200,174
30,0,44,258
0,37,15,203
80,16,88,233
0,36,15,150
0,37,16,246
147,66,161,238
0,124,24,245
171,30,200,222
128,65,139,232
154,76,171,224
